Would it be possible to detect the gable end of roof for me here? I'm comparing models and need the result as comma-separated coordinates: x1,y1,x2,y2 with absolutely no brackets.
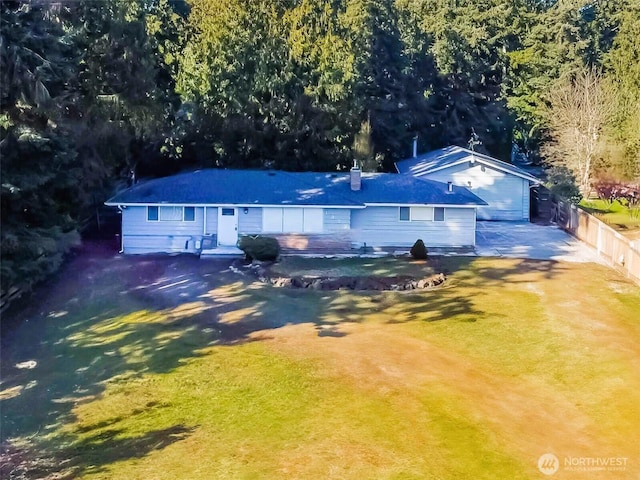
395,145,540,184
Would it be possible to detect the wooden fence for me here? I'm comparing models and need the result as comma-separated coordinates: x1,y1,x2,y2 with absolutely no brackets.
554,199,640,285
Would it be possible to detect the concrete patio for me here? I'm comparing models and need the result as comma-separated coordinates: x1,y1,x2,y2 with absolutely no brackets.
475,221,601,263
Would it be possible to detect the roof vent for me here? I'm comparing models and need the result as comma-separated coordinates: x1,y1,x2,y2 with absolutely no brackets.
447,181,453,193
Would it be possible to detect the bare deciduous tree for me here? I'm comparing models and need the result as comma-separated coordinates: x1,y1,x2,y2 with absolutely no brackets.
542,68,615,195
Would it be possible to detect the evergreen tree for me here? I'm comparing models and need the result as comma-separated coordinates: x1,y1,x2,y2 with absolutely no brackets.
504,0,629,161
1,0,179,301
603,3,640,180
1,1,81,299
344,0,419,169
404,0,516,159
70,0,178,180
176,0,359,171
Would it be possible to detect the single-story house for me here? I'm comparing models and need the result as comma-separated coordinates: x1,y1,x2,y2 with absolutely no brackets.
395,145,540,221
105,167,487,255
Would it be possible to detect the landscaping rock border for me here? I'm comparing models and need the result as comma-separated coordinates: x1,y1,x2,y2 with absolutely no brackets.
244,263,446,291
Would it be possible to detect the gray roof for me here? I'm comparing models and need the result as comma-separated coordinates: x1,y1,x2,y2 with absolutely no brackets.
395,145,540,183
105,169,487,207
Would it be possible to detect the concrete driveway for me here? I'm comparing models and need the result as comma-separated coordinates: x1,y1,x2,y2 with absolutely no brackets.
475,221,600,263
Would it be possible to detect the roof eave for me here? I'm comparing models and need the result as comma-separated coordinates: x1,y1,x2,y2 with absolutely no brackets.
363,202,486,207
410,157,540,183
104,201,366,209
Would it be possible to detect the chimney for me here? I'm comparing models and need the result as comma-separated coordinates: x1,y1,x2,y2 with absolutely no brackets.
447,181,453,192
350,164,362,191
412,135,418,158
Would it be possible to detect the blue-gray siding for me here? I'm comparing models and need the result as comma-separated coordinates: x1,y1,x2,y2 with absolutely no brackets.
413,163,530,221
350,206,476,247
239,207,262,234
204,207,218,235
120,204,476,253
324,209,351,232
122,206,204,254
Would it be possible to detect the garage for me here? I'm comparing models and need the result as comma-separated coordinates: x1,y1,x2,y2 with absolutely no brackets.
396,145,540,221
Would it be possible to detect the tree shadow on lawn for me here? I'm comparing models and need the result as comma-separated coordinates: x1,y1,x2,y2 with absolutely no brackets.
0,251,227,477
440,256,570,282
0,247,572,477
1,424,195,480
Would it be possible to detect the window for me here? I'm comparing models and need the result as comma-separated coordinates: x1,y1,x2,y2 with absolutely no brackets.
221,208,235,216
184,207,195,222
399,207,445,222
148,206,196,222
411,207,434,221
160,206,183,221
147,206,159,221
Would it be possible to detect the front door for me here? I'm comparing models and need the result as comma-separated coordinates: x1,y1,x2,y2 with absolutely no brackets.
217,207,238,246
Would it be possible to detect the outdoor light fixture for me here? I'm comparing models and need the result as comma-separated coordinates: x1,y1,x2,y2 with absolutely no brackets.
243,208,249,214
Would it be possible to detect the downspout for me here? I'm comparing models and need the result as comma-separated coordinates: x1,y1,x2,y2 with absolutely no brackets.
117,206,125,253
203,206,207,236
472,207,477,247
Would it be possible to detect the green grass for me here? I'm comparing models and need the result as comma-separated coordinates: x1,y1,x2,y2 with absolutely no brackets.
580,199,640,236
269,255,436,278
2,254,639,479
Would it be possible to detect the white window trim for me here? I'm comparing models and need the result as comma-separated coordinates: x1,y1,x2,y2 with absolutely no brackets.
147,206,196,222
398,206,446,222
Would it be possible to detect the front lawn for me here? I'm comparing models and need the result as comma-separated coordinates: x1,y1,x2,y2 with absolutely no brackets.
1,248,639,479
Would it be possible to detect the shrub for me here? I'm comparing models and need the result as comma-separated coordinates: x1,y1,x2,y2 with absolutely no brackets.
237,235,280,261
546,167,582,204
410,239,428,260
